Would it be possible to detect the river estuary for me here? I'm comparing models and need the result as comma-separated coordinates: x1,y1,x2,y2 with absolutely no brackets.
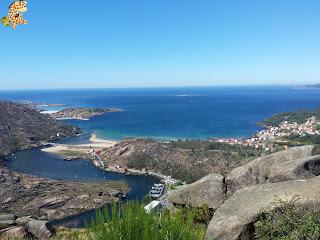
3,146,159,227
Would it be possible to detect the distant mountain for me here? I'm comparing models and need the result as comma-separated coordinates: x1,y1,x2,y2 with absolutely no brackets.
0,101,80,156
294,84,320,89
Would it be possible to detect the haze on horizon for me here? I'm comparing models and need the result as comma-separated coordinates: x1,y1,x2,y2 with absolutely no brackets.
1,0,320,90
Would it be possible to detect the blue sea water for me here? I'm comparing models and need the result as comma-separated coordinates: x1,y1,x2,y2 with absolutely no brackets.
1,86,320,140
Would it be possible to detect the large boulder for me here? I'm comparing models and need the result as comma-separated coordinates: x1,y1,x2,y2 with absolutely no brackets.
27,219,54,239
16,216,32,225
206,176,320,240
226,146,315,196
0,214,16,222
2,226,27,239
166,174,226,209
0,220,15,229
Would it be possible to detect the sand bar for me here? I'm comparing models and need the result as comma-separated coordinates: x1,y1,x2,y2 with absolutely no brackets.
42,134,118,156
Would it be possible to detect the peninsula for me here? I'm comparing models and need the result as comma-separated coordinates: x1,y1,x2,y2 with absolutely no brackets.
51,107,123,120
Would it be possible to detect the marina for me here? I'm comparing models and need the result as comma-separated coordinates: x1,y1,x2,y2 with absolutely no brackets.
149,183,165,198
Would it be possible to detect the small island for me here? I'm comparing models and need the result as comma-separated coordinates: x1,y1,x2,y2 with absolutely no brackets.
294,84,320,89
51,107,123,120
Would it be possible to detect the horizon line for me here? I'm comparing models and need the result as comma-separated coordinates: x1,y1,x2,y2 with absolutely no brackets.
0,83,307,91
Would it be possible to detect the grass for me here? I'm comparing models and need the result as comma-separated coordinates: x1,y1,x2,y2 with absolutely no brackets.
0,203,207,240
169,180,184,190
255,200,320,240
88,202,207,240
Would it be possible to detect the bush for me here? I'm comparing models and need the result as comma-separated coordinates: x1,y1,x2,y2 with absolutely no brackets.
255,200,320,240
169,180,184,190
88,202,206,240
126,152,153,170
313,145,320,156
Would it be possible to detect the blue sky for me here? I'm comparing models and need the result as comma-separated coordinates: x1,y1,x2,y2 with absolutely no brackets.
1,0,320,89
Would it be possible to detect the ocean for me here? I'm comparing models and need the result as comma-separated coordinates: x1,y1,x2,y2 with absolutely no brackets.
1,86,320,140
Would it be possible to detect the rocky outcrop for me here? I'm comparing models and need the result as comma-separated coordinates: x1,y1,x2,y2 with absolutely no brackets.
0,166,128,221
27,219,54,239
163,146,320,239
0,213,54,239
51,107,123,120
226,146,314,196
166,174,226,209
206,176,320,240
165,146,318,212
0,101,80,157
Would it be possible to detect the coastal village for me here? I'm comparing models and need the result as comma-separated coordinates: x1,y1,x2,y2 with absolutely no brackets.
212,116,320,151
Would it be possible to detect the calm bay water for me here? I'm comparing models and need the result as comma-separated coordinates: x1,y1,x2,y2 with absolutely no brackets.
4,148,159,227
5,148,158,200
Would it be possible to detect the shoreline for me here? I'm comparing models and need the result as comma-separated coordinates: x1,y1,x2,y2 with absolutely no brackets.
41,134,174,182
41,133,118,156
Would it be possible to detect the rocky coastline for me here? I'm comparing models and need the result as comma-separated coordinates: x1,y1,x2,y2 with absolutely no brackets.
50,107,123,120
0,166,128,221
0,101,129,239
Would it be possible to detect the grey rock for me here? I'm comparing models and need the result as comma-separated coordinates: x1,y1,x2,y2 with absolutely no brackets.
16,216,32,225
0,165,127,221
108,190,121,197
0,213,16,221
27,219,54,239
226,146,314,196
2,226,27,238
206,176,320,240
166,174,226,209
0,220,15,229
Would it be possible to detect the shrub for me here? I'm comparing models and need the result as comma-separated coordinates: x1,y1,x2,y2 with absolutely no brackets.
88,202,206,240
255,200,320,240
312,145,320,156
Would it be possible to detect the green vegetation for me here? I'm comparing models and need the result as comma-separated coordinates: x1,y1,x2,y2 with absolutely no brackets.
169,180,184,190
169,140,262,157
0,204,208,240
313,145,320,155
281,134,320,155
124,139,262,183
126,152,153,170
261,109,320,127
284,134,320,145
255,200,320,240
88,202,207,240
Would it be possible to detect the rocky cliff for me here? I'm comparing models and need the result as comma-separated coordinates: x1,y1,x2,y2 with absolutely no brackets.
0,101,80,157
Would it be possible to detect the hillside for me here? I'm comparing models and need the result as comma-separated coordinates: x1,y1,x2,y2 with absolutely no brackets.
0,101,81,156
100,138,262,183
261,109,320,127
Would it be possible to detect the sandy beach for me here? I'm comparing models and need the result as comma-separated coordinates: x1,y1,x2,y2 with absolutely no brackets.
42,134,118,156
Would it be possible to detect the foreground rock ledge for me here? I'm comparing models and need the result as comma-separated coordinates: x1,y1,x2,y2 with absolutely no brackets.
206,176,320,240
226,145,315,196
165,173,226,209
0,166,128,221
